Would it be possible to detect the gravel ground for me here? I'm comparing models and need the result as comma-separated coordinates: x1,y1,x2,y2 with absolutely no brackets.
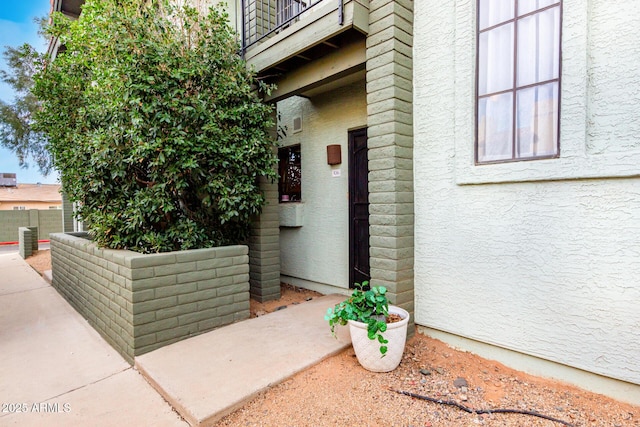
26,252,639,426
25,249,51,275
217,332,639,427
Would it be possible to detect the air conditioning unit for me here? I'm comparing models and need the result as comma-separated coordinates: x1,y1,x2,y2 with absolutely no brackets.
0,173,17,187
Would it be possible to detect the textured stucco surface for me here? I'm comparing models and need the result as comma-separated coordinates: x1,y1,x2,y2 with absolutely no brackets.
277,83,367,292
413,0,640,386
587,0,640,154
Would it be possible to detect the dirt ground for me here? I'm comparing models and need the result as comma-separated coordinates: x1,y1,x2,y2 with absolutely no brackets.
217,331,639,427
25,249,52,276
27,251,639,426
249,283,322,318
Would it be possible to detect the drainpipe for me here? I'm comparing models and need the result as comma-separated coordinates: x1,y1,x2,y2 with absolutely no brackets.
241,0,247,58
338,0,344,25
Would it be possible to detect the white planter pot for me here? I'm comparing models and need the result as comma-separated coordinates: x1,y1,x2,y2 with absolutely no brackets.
348,305,410,372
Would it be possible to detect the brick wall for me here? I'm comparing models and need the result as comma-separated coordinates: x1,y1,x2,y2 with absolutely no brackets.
0,209,62,242
0,211,30,242
50,232,250,364
248,111,281,302
18,227,38,258
366,0,415,334
37,210,64,240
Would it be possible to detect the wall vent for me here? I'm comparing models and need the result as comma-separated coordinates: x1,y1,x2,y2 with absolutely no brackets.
293,116,302,133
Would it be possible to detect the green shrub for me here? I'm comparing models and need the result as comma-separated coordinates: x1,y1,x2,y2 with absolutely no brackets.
33,0,277,253
325,282,391,355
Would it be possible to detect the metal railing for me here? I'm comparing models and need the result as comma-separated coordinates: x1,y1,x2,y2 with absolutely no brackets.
241,0,334,52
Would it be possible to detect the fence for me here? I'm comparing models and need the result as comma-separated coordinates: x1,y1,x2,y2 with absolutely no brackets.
0,209,62,243
241,0,329,51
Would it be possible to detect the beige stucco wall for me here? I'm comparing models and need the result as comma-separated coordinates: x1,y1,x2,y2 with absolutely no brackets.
277,82,367,294
0,202,61,211
413,0,640,391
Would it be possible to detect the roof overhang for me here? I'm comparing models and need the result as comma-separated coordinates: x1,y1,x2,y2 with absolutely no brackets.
245,0,369,102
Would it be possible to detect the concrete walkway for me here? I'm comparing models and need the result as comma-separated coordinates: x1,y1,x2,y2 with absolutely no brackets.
0,252,186,427
136,294,350,426
0,252,351,426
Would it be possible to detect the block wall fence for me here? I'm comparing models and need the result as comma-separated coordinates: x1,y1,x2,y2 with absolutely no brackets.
0,209,62,243
50,233,250,363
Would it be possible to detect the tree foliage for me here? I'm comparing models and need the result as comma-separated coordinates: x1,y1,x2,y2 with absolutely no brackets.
33,0,278,253
0,42,52,174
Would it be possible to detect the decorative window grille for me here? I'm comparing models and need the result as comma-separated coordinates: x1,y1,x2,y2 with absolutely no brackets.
278,144,302,202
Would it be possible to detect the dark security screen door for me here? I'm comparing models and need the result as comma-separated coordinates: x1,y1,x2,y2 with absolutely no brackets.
348,128,370,288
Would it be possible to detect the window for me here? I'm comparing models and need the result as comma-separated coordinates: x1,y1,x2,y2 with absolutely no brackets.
12,206,26,210
278,144,301,202
277,0,307,26
476,0,561,163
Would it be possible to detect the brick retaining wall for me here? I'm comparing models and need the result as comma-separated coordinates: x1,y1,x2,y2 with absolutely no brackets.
50,232,250,363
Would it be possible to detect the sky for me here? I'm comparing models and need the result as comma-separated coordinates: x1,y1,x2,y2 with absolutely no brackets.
0,0,59,184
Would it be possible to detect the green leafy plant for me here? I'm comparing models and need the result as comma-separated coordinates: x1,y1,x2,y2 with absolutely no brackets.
32,0,277,253
325,281,391,355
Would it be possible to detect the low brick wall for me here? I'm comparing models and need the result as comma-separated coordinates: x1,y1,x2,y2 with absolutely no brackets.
50,232,250,363
18,227,38,258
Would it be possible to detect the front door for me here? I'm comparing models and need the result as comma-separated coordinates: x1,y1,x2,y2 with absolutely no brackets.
348,128,370,288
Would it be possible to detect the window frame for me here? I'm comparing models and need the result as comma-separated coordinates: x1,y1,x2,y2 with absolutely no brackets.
278,144,302,203
475,0,563,165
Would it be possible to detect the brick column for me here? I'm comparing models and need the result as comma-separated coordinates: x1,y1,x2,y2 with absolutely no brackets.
366,0,414,331
28,210,39,239
61,191,74,232
248,110,281,302
248,175,281,302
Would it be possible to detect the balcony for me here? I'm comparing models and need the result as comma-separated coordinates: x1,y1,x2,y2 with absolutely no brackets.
50,0,83,19
241,0,369,101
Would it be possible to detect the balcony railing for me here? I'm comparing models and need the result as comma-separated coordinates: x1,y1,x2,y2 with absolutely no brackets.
241,0,339,52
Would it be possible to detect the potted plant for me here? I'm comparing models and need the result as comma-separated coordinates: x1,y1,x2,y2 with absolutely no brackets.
325,282,410,372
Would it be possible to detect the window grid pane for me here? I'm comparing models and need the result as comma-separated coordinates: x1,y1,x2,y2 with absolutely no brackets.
517,7,560,87
516,82,559,158
478,23,514,95
479,0,514,30
518,0,559,16
478,93,514,162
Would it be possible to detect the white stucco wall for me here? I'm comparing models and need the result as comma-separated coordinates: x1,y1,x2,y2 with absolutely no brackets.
413,0,640,387
277,82,367,294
